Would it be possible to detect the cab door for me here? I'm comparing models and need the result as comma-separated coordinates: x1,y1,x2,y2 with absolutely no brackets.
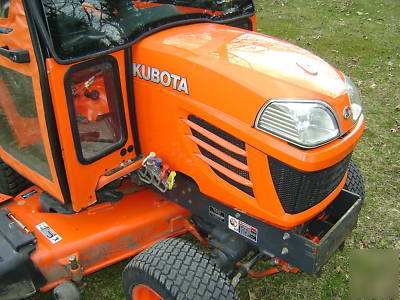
0,0,67,201
46,51,138,212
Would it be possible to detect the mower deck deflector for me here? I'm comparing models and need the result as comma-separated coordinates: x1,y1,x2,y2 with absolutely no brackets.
0,209,45,300
2,186,190,292
0,209,36,276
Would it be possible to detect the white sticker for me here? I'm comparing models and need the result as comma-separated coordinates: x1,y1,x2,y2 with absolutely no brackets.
35,222,62,244
228,215,258,242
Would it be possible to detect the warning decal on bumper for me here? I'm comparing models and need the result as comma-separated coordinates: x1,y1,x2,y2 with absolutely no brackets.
228,215,258,242
35,222,62,244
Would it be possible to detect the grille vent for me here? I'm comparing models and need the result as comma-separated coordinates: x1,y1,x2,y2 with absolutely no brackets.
269,154,352,214
188,115,245,150
184,115,254,197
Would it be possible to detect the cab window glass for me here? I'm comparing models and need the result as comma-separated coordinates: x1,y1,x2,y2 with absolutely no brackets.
42,0,255,60
0,0,10,18
0,66,52,179
66,57,126,163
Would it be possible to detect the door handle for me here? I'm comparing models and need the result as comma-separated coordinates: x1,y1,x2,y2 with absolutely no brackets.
0,46,30,63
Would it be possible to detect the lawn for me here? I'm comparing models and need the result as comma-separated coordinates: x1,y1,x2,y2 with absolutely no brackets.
32,0,399,299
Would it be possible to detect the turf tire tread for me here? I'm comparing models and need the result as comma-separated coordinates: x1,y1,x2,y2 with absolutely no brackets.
123,238,238,300
0,159,31,196
344,160,365,201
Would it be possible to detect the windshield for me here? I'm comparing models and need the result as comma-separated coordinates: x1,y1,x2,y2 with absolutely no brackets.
42,0,255,60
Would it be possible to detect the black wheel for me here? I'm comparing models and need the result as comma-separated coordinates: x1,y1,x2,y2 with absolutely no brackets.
123,238,238,300
53,281,80,300
344,160,365,201
0,159,31,196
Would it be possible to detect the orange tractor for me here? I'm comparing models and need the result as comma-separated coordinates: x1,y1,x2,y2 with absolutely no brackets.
0,0,365,299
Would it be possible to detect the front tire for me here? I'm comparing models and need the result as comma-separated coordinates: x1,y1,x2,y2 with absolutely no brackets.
53,281,80,300
122,238,238,300
344,160,365,201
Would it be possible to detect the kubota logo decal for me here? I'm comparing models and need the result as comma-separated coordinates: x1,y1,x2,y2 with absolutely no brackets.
133,63,189,95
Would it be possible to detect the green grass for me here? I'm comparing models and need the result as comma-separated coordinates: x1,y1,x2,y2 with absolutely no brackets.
32,0,399,299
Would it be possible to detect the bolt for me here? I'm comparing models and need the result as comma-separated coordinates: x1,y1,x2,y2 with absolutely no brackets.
188,199,192,204
235,213,240,218
281,247,289,255
69,255,79,270
283,233,290,240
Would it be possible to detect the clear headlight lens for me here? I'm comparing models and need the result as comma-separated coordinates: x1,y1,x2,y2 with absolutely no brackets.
345,75,362,123
255,100,340,148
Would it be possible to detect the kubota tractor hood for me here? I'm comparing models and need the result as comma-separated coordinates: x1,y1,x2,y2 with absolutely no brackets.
132,23,350,128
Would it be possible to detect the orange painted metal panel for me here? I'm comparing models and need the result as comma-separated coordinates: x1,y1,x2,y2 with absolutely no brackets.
5,183,189,291
130,23,365,228
46,50,137,211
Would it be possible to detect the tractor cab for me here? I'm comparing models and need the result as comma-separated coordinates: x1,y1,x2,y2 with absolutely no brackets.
0,1,365,299
0,0,256,213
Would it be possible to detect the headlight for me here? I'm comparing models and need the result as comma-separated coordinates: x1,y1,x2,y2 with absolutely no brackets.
345,75,362,123
255,100,340,148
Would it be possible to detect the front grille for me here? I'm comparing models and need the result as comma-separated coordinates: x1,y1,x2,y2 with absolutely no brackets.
198,146,250,180
185,115,254,197
192,129,247,164
188,115,245,150
211,167,254,197
269,154,352,214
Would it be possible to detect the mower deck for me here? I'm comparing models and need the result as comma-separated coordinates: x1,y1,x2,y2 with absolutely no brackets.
1,185,190,292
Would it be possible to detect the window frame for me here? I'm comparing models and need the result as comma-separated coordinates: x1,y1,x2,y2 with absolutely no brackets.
64,55,127,165
26,0,255,65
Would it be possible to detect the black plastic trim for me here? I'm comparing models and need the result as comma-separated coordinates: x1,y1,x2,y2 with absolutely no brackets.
226,18,253,30
0,209,47,297
188,115,246,150
211,167,254,197
124,47,141,155
199,146,250,180
269,154,352,214
64,55,128,165
191,129,247,164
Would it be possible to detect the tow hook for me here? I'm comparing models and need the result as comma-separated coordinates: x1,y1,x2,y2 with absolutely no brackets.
138,152,176,192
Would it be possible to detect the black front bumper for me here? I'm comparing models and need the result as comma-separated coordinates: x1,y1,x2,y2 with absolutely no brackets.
277,189,362,273
166,175,363,274
0,209,46,300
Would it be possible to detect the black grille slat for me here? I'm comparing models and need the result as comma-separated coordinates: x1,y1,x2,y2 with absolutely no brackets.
198,146,250,180
188,115,253,197
188,115,245,150
211,167,254,197
269,154,352,214
191,129,247,164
